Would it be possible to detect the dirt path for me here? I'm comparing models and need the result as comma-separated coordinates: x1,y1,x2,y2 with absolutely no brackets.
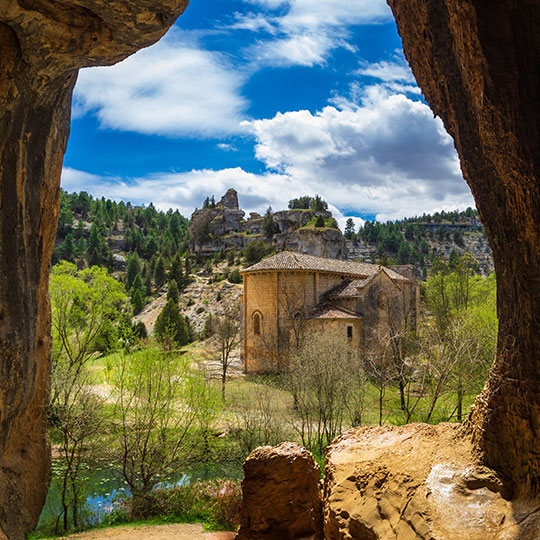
59,523,236,540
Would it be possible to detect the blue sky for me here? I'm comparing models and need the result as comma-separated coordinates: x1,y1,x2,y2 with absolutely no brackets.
62,0,474,229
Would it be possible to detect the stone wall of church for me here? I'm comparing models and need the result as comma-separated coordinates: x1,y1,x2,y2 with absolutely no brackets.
244,270,351,373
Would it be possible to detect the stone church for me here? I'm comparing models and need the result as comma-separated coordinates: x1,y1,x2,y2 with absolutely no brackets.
241,251,419,373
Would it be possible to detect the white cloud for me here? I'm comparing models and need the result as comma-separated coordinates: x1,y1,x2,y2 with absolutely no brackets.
356,59,415,84
243,85,473,221
73,36,248,138
249,33,340,67
238,0,391,68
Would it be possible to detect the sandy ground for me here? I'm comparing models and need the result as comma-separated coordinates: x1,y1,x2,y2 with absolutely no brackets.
59,523,236,540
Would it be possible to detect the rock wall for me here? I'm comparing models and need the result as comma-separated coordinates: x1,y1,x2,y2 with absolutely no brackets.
275,228,347,259
388,0,540,497
0,2,188,538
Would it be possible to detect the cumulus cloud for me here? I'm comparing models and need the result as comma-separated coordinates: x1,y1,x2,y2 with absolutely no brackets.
243,85,472,221
63,84,473,225
238,0,392,67
73,36,248,138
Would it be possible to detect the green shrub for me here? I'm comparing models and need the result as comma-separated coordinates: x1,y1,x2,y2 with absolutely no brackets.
228,268,242,284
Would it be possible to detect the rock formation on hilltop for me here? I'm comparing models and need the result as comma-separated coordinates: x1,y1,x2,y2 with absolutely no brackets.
188,189,347,259
0,1,188,538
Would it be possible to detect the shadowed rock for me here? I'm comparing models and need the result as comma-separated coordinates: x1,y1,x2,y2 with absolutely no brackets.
236,442,323,540
0,2,188,538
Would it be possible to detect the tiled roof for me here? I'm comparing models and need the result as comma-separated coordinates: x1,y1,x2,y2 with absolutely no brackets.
242,251,409,282
307,304,361,320
332,278,373,297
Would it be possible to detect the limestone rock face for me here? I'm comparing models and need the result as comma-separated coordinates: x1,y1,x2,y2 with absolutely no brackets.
0,2,188,538
275,227,347,259
387,0,540,497
236,442,323,540
221,188,240,209
323,424,540,539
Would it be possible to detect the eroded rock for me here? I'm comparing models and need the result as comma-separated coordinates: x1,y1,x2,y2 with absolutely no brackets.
323,424,540,539
0,2,188,538
236,442,323,540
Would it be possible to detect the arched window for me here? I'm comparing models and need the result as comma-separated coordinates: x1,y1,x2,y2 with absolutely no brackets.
253,312,261,335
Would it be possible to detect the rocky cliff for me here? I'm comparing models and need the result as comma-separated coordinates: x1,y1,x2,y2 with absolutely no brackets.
188,189,347,259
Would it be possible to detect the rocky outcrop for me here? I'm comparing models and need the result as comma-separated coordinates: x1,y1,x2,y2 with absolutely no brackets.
388,0,540,498
0,1,188,538
189,189,246,254
275,228,347,259
236,442,323,540
189,190,346,258
323,424,540,539
273,210,331,234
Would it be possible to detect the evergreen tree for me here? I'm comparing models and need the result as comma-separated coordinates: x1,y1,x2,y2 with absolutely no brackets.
75,218,85,240
167,279,179,304
144,235,158,259
60,233,75,262
344,218,355,239
154,256,167,289
126,253,142,290
315,215,325,228
397,240,411,264
131,288,145,315
184,253,192,275
130,273,146,313
75,238,87,258
169,253,184,287
154,299,189,346
263,207,278,238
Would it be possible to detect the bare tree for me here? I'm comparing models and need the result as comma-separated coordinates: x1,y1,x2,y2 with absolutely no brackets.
207,299,242,400
52,366,106,533
287,329,366,455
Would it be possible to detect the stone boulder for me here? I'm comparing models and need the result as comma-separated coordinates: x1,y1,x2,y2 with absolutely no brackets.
236,442,323,540
323,424,540,539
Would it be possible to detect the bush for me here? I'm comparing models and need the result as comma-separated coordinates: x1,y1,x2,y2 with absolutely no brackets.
244,239,273,265
117,480,242,529
229,268,242,284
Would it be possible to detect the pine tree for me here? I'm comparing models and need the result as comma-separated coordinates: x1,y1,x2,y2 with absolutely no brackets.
315,215,325,228
344,218,355,239
154,257,167,289
131,288,145,315
167,279,179,304
169,253,184,286
154,299,188,346
60,233,75,262
126,253,142,290
144,235,158,260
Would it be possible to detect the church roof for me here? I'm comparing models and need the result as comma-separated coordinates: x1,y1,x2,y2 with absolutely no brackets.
242,251,410,282
307,304,362,320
